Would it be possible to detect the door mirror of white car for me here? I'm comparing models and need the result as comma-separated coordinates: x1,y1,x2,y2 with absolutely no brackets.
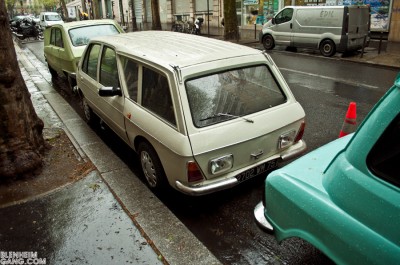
98,86,122,97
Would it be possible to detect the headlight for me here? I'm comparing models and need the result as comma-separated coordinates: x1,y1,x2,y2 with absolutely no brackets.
278,130,296,149
209,154,233,175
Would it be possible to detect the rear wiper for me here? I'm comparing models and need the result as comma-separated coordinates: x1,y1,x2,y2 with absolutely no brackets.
200,113,254,123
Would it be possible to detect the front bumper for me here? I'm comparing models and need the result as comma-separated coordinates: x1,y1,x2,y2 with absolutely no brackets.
175,140,307,196
254,201,274,232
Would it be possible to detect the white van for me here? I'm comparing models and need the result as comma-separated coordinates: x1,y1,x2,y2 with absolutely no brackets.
39,12,63,30
260,5,370,57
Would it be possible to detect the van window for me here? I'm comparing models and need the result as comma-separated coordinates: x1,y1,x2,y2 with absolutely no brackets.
186,65,286,128
50,28,63,48
367,113,400,187
142,67,176,125
275,8,293,24
121,57,138,102
100,47,119,89
45,14,62,21
82,44,101,80
68,24,120,47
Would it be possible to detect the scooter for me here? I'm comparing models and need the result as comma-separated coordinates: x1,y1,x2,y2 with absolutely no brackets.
13,18,42,41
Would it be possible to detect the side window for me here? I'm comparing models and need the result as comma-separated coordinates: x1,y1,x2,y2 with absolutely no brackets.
82,44,101,80
99,47,119,88
121,57,138,101
50,28,63,48
275,8,293,24
367,113,400,187
142,67,176,125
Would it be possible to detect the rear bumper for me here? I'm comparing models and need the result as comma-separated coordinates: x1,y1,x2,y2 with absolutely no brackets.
175,140,307,196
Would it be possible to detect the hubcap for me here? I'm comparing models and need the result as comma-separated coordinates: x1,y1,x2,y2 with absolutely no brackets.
141,151,157,187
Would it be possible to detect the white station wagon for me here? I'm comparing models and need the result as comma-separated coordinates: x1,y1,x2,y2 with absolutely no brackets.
77,31,306,195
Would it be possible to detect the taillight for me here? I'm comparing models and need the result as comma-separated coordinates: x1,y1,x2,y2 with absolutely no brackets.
187,161,204,182
294,121,306,143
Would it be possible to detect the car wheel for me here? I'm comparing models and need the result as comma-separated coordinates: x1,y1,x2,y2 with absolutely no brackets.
320,39,336,57
138,141,167,191
48,64,57,78
263,35,275,50
82,96,98,124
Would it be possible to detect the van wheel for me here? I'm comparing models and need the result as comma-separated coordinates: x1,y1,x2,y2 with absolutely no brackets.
138,141,167,191
263,35,275,50
48,64,57,78
82,97,98,124
320,40,336,57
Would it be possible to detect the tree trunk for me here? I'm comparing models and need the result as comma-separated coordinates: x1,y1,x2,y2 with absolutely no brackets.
151,0,161,30
0,1,46,179
131,0,137,31
60,0,68,20
223,0,239,41
92,0,100,19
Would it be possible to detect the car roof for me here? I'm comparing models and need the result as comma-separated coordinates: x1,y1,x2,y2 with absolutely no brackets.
54,19,118,30
91,31,263,68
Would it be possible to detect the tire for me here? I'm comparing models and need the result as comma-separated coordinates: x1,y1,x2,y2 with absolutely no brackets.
262,35,275,50
48,64,57,78
138,141,167,191
82,96,98,125
320,39,336,57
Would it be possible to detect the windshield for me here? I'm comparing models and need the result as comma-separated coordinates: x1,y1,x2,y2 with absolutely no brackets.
185,65,286,127
45,14,62,21
69,24,120,47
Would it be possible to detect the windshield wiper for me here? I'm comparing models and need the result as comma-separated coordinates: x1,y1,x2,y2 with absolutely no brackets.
200,113,254,123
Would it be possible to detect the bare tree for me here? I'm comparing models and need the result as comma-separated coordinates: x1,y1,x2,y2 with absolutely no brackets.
151,0,161,30
130,0,137,31
0,1,46,179
223,0,239,41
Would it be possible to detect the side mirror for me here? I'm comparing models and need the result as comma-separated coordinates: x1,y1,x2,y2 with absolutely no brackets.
98,86,122,97
272,18,275,25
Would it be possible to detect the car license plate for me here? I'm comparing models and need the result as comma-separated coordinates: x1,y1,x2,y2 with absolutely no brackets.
236,159,279,182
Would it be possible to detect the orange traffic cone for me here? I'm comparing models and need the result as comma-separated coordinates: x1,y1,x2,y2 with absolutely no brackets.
339,102,357,138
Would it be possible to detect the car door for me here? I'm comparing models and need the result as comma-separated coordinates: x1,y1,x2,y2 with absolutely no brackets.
272,8,294,46
80,43,128,142
46,27,63,73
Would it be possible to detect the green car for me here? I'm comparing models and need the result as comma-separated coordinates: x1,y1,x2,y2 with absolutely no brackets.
255,73,400,264
43,20,124,90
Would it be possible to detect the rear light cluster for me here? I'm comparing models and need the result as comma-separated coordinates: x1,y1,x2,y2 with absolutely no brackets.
278,121,306,150
187,161,203,182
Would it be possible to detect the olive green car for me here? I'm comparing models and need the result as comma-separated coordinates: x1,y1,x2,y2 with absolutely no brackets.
43,20,123,90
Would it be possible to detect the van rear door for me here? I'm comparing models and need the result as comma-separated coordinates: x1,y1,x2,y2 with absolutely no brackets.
345,6,370,50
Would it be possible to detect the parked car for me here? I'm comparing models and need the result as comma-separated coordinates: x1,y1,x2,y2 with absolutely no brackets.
43,19,124,90
39,12,63,30
76,31,307,195
260,5,370,57
254,73,400,264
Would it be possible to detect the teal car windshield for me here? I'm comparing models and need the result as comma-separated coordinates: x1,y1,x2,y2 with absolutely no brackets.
69,25,120,47
185,65,286,128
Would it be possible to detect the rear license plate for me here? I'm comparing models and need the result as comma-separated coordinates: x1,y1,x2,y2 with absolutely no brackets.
236,159,279,182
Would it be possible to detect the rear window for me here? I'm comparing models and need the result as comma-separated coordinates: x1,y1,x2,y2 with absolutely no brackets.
68,24,119,46
186,65,286,128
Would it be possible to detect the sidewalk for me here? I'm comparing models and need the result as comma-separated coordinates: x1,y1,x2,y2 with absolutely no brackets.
4,43,221,265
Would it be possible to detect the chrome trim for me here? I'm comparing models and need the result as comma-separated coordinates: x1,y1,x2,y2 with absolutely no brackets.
254,201,274,232
280,140,307,161
175,177,238,196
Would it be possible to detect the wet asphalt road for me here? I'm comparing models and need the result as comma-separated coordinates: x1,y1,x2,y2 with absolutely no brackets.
19,40,399,264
